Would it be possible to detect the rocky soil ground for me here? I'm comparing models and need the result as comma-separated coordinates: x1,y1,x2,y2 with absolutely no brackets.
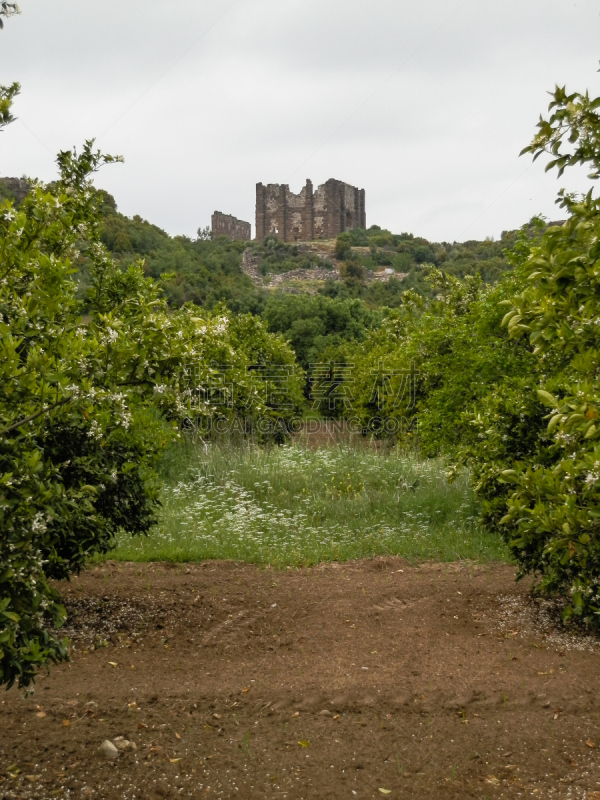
1,558,599,799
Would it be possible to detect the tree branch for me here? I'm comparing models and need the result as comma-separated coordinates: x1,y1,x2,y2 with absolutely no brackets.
0,397,72,436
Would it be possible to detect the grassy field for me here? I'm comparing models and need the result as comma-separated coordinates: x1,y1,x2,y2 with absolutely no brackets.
108,439,511,566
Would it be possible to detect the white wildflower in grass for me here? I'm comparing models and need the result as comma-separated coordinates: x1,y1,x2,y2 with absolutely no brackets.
108,441,509,567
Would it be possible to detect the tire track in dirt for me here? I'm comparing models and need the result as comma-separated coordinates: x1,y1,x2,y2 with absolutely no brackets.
0,558,599,799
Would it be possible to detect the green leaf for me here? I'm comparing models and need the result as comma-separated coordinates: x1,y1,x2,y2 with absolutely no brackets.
537,390,558,408
501,309,518,327
547,414,562,433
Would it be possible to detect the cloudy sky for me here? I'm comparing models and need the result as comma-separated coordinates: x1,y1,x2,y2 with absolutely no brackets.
1,0,599,242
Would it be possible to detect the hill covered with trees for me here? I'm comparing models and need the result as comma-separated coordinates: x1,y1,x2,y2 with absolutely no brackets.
0,175,522,318
86,188,519,313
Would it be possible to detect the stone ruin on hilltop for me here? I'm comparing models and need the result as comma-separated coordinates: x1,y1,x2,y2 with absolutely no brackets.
211,211,251,242
209,178,366,244
256,179,366,243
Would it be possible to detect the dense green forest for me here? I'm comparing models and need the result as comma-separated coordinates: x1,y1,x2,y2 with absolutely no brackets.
96,192,266,314
333,225,518,292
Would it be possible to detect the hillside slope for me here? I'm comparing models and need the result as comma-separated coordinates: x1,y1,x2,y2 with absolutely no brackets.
0,177,519,312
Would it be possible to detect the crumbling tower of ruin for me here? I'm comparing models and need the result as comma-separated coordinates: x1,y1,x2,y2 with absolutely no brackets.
255,179,366,242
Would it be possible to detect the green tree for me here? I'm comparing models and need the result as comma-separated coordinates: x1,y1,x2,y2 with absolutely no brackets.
330,265,539,451
0,82,19,128
0,140,303,689
521,84,600,178
458,80,600,624
263,293,381,376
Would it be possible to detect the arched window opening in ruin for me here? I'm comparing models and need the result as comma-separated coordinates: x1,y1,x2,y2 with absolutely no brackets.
345,210,353,229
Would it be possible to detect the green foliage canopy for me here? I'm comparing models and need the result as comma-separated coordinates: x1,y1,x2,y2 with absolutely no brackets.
522,84,600,179
263,293,382,383
89,194,266,315
0,82,19,128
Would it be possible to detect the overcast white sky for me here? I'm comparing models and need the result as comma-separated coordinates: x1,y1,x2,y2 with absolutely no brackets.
0,0,599,242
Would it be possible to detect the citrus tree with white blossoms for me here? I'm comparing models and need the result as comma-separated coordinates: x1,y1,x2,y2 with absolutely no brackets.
493,83,600,623
0,135,302,689
449,81,600,626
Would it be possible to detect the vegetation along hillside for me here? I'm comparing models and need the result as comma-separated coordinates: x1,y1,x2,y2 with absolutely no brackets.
81,187,518,312
0,174,543,401
0,176,520,318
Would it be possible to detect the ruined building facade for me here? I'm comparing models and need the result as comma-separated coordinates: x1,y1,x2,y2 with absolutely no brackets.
211,211,251,242
255,179,366,242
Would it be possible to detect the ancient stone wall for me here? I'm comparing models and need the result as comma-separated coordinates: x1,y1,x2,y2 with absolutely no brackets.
255,179,366,242
211,211,251,242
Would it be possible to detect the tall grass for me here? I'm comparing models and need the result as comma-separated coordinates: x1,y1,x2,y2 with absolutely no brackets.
109,439,510,566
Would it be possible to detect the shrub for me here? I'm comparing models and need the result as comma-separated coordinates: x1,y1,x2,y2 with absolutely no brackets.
334,233,352,260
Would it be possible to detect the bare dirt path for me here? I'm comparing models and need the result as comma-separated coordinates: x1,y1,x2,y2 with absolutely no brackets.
1,558,599,799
